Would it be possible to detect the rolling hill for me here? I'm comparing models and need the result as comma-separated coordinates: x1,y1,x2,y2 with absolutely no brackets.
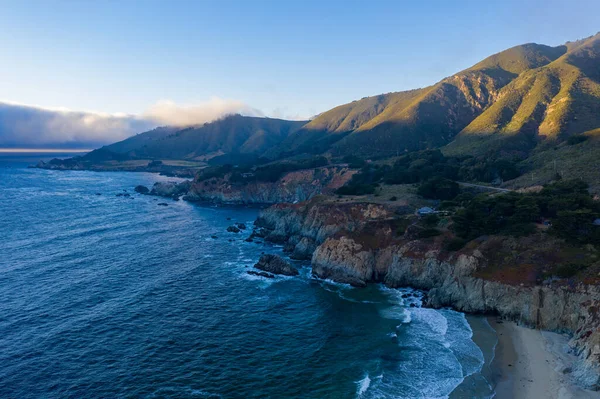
270,41,572,157
52,32,600,187
445,33,600,156
99,114,306,161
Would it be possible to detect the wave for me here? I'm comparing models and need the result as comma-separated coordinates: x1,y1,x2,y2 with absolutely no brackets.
356,373,371,397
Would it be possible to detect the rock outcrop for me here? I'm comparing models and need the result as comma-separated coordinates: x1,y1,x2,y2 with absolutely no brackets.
184,166,355,204
254,254,299,276
247,270,275,279
134,185,150,194
149,181,191,199
253,198,395,248
227,225,240,233
312,236,600,389
254,199,600,389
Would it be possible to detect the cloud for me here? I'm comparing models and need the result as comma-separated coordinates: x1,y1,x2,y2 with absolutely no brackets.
0,102,153,149
0,97,262,149
144,97,263,126
269,107,310,121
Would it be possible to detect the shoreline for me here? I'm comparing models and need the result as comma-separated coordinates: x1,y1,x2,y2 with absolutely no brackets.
488,318,598,399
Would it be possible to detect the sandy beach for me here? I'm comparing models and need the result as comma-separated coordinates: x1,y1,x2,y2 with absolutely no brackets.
490,319,598,399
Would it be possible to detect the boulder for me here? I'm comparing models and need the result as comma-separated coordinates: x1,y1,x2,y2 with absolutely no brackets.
135,185,150,194
227,225,240,233
254,254,299,276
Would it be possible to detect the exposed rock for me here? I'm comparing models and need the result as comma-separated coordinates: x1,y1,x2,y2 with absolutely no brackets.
312,237,375,287
291,237,317,260
254,200,394,250
184,166,356,204
150,180,191,199
311,234,600,389
135,185,150,194
254,254,299,276
247,270,275,279
157,203,168,206
236,223,247,230
227,225,240,233
249,227,269,239
253,199,600,389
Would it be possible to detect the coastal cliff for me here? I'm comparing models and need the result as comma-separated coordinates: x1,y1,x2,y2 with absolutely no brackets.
184,166,355,204
254,201,600,390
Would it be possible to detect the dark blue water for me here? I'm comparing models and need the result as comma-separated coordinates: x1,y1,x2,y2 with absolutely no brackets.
0,154,496,398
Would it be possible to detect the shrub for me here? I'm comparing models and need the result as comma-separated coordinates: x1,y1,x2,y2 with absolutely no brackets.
567,135,589,145
417,177,460,200
554,263,588,278
445,237,467,251
423,214,440,227
439,200,458,210
394,218,412,236
335,184,376,196
418,228,441,238
342,155,366,169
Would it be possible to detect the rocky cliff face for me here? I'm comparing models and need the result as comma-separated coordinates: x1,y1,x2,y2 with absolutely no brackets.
254,200,600,390
185,166,355,204
313,237,600,389
254,199,394,259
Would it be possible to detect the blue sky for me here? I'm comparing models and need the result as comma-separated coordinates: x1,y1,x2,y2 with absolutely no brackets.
0,0,599,147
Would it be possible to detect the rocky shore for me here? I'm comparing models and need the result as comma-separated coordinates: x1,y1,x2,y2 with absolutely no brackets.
183,166,355,204
251,200,600,390
131,170,600,390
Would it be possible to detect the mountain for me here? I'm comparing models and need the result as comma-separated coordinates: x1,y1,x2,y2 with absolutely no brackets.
101,114,306,160
46,33,600,181
270,34,600,160
446,33,600,156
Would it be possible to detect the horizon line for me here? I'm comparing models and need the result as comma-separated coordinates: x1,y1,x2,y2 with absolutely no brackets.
0,148,93,153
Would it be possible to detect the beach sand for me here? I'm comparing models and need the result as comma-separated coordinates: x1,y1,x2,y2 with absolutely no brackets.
490,318,598,399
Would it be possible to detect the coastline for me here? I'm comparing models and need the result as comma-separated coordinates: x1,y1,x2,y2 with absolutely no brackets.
489,318,598,399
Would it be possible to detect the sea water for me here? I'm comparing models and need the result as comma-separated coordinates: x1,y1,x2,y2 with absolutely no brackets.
0,154,496,398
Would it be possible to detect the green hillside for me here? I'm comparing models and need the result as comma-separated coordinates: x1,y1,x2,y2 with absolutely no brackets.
104,115,306,160
105,126,180,153
446,33,600,156
272,42,568,157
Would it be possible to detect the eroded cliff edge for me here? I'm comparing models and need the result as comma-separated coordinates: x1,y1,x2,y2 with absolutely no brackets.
184,165,355,204
254,199,600,390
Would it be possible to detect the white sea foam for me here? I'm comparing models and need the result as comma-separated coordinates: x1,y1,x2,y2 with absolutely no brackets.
380,306,412,324
356,373,371,396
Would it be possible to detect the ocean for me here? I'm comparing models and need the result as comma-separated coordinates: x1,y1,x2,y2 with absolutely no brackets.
0,153,497,398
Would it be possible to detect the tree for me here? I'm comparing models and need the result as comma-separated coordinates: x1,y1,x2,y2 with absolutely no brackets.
418,177,460,200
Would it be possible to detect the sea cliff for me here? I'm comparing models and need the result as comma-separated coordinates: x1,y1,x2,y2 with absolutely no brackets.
183,166,355,204
254,200,600,390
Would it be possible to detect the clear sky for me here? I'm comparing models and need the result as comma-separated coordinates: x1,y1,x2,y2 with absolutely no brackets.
1,0,599,120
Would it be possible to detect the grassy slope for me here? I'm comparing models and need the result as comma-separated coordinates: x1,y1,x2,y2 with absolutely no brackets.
106,115,306,160
273,43,567,157
506,130,600,193
445,33,600,156
104,126,180,154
